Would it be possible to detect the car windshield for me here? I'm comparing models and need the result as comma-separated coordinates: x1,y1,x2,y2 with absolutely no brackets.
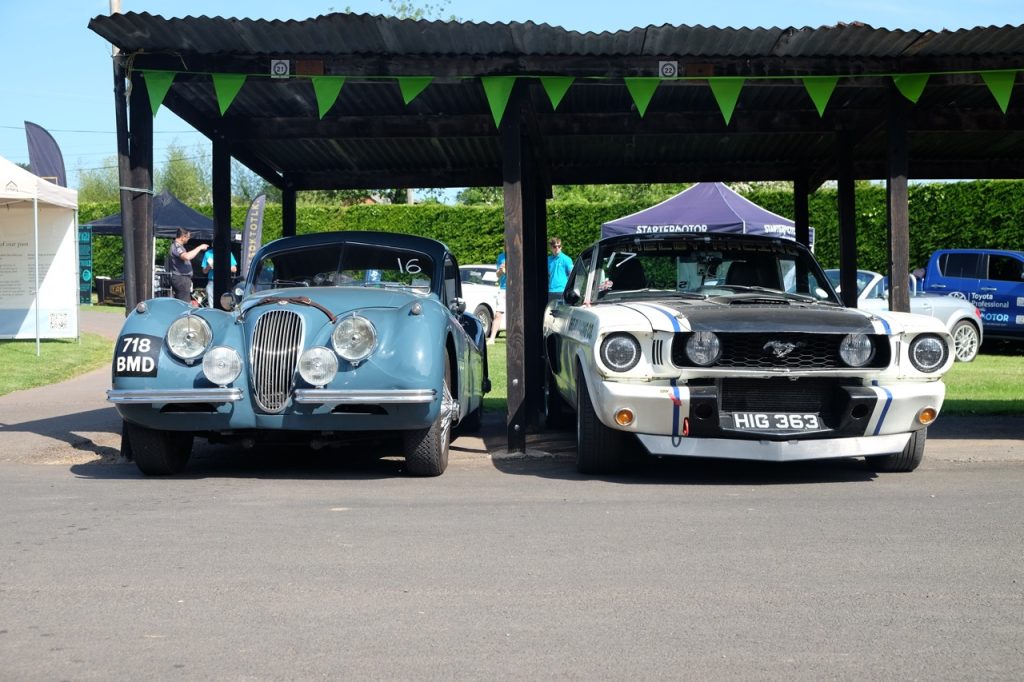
250,242,434,294
591,238,840,304
825,269,875,296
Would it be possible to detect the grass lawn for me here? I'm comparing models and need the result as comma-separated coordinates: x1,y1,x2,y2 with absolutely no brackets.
0,334,114,397
941,351,1024,415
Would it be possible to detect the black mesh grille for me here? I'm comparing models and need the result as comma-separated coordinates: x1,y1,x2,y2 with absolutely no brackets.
720,377,840,421
671,332,889,369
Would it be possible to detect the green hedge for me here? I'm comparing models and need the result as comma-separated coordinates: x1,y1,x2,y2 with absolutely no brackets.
82,180,1024,278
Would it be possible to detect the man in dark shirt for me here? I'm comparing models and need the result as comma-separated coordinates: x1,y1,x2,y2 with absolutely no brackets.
168,228,209,303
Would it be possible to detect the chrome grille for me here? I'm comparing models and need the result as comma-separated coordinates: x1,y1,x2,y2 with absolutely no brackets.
250,309,303,412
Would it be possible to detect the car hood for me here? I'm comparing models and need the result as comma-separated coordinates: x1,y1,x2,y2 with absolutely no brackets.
617,298,883,335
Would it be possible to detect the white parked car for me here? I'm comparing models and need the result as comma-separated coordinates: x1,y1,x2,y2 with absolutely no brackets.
825,269,983,362
459,264,506,338
544,233,955,475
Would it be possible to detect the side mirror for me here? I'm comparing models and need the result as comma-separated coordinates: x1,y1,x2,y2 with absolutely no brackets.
449,297,467,315
563,288,580,306
220,286,243,311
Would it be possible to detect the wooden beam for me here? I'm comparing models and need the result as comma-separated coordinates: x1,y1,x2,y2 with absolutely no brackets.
128,68,154,302
886,84,911,314
212,140,232,307
793,173,811,248
281,186,297,237
837,132,859,308
113,54,136,311
501,89,527,453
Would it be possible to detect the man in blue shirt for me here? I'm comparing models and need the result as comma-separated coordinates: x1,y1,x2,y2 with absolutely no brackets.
201,248,238,307
547,237,573,297
489,251,507,342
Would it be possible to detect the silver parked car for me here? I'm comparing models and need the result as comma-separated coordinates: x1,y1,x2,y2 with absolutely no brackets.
825,269,983,362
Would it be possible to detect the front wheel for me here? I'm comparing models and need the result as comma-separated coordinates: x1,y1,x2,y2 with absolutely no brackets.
125,422,193,475
473,305,493,339
403,355,453,476
951,320,980,362
575,372,624,474
866,428,926,472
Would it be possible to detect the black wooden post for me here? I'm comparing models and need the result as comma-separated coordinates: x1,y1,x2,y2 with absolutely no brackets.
112,53,135,311
886,84,911,313
128,69,153,302
501,94,527,453
212,139,232,307
837,132,858,308
282,184,297,237
793,173,811,249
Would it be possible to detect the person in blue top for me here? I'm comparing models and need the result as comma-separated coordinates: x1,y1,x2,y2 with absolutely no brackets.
547,237,573,297
489,250,507,342
201,248,238,307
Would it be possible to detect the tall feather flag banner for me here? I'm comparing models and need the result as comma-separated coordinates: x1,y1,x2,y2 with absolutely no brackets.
624,78,660,118
240,194,266,279
709,78,745,125
481,76,517,127
312,77,346,118
141,70,176,117
803,76,839,117
212,74,246,115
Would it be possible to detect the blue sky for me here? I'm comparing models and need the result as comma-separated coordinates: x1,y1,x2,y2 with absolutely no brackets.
2,0,1022,191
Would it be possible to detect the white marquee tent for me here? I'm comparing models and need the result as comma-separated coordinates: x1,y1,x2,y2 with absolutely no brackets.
0,155,79,349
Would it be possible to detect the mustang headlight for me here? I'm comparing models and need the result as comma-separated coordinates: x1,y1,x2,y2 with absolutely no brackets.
839,333,874,367
299,346,339,386
600,333,641,372
331,315,377,365
202,346,242,386
167,315,212,362
685,331,721,367
909,334,948,373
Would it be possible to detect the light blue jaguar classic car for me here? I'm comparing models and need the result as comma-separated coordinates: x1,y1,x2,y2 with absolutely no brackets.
109,231,489,477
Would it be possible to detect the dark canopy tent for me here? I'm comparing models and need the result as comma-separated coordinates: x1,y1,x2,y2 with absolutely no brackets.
85,190,226,240
601,182,815,247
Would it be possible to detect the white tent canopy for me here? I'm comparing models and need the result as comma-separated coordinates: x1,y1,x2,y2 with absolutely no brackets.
0,155,79,344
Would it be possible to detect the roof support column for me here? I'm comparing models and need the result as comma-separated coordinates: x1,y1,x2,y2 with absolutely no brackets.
793,173,811,249
212,139,232,306
522,143,547,430
112,53,136,311
128,68,154,303
501,89,527,453
837,132,859,308
886,84,911,313
282,185,297,237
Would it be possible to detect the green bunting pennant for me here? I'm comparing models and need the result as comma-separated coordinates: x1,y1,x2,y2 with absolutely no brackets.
893,74,930,103
624,78,660,118
212,74,246,115
803,76,839,117
540,76,575,110
312,76,346,118
398,77,432,105
141,70,176,117
708,78,745,125
980,70,1018,114
481,76,517,127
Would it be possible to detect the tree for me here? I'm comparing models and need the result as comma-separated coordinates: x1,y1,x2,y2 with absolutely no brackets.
155,141,211,204
75,158,120,203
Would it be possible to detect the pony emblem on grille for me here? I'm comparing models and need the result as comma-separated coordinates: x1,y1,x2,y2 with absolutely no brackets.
763,340,802,358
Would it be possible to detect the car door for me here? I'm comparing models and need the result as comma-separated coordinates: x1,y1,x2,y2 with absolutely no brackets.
981,252,1024,335
926,252,982,303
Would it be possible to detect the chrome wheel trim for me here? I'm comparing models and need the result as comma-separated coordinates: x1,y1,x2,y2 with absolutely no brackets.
439,380,457,447
952,324,978,361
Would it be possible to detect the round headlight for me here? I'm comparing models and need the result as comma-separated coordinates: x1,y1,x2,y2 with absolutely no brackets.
909,334,948,373
685,331,721,367
600,333,641,372
166,315,212,362
202,346,242,386
839,333,874,367
299,347,339,386
331,315,377,364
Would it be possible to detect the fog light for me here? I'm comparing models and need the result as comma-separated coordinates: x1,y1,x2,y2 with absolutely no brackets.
202,346,242,386
299,346,338,387
917,406,938,425
614,408,634,426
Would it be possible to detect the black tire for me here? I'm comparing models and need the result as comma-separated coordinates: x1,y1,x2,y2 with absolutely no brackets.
125,422,193,476
403,355,453,476
544,367,572,429
866,428,926,473
951,320,980,362
473,305,493,339
575,371,624,474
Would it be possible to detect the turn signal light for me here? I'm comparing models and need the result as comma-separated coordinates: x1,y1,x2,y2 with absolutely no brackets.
614,408,635,426
917,407,938,425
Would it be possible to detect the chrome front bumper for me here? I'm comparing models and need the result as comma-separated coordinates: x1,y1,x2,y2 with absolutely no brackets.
636,432,912,462
107,387,436,407
107,388,243,404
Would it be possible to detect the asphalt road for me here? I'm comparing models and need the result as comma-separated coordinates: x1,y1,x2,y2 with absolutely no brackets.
1,309,1023,679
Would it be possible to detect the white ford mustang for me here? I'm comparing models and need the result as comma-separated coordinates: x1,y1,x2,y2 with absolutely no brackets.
543,233,955,475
